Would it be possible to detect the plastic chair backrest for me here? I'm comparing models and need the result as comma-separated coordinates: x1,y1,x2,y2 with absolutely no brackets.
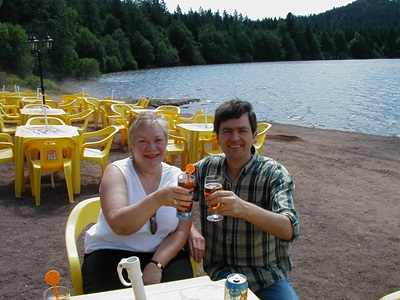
193,114,215,123
79,125,119,174
111,103,132,120
26,117,66,125
66,109,94,134
0,133,14,164
23,104,52,109
24,138,77,171
254,122,272,155
65,197,101,295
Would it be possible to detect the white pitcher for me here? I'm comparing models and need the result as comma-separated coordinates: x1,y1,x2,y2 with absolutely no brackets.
117,256,147,300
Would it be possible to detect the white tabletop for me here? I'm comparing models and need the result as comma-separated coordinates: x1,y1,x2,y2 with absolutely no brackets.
71,276,259,300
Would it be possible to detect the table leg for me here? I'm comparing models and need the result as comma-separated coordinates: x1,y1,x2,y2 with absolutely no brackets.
188,132,200,163
14,136,24,197
72,143,81,195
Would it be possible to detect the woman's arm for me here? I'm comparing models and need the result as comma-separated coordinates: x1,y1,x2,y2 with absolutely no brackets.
100,165,192,235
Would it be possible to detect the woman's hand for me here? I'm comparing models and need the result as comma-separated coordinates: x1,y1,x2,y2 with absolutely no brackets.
157,185,193,211
142,262,162,285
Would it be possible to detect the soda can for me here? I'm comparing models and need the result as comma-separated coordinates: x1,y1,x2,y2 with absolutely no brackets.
224,273,248,300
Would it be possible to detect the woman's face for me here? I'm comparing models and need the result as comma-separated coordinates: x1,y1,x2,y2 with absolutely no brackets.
131,123,167,168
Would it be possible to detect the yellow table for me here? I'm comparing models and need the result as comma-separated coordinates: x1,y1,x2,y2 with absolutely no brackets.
176,123,215,163
14,125,81,198
20,107,67,124
70,276,259,299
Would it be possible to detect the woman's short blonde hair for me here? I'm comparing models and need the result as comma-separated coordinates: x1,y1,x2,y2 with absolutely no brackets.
128,111,169,145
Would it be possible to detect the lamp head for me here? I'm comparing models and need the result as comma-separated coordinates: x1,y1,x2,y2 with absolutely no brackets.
43,34,53,51
26,34,39,54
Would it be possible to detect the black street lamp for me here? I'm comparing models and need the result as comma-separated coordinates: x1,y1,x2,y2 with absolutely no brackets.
26,33,53,105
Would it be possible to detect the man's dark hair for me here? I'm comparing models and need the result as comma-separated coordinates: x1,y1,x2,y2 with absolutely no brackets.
213,99,257,134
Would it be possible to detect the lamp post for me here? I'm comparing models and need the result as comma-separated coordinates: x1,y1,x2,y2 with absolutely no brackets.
26,34,53,105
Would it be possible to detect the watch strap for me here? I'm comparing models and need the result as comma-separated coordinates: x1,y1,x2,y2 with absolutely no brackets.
150,260,163,269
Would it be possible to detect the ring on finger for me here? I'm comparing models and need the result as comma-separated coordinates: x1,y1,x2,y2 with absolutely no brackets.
173,199,178,205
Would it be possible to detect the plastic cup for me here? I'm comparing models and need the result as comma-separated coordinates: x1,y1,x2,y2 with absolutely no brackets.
177,174,195,219
43,286,70,300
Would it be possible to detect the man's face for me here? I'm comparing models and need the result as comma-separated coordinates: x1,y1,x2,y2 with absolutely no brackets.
217,113,256,163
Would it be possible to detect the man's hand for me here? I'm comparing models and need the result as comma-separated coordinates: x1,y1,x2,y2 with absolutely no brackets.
187,225,205,263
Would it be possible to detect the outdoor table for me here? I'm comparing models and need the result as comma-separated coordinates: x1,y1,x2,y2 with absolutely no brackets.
14,125,81,198
70,276,259,299
176,123,215,163
20,107,67,124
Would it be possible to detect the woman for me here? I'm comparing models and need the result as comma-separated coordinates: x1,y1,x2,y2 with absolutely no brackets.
82,111,194,293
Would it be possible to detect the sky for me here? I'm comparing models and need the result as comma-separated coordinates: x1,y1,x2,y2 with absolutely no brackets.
165,0,355,20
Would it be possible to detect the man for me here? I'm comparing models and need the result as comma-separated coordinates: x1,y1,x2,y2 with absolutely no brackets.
188,99,300,300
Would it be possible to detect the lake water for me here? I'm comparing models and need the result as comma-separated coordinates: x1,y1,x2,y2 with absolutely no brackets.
69,59,400,137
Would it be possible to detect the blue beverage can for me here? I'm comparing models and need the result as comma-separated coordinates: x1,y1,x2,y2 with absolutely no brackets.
224,273,248,300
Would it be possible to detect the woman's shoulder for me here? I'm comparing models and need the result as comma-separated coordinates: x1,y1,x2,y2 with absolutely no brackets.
162,162,182,175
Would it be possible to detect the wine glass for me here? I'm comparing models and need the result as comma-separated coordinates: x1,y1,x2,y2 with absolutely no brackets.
204,175,223,221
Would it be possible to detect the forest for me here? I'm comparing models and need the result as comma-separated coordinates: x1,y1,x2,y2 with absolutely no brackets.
0,0,399,81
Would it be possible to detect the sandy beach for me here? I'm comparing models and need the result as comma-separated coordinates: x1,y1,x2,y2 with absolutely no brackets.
0,121,399,299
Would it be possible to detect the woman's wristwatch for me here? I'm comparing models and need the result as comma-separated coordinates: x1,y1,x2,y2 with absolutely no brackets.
150,260,164,269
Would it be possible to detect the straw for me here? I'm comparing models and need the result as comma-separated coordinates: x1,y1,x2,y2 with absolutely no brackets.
45,270,61,300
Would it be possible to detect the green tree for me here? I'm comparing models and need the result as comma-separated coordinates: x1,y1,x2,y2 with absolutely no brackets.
168,19,204,65
253,29,284,61
131,31,155,68
320,31,336,59
333,30,349,58
349,32,369,58
154,40,180,67
0,23,31,77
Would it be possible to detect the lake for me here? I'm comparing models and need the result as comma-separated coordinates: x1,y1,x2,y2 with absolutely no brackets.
67,59,400,137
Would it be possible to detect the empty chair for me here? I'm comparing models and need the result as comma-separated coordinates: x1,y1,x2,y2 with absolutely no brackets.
24,138,77,206
0,133,14,165
23,104,52,109
192,114,215,123
0,108,21,134
65,109,94,134
179,109,203,123
253,122,272,155
26,116,66,125
165,134,189,171
201,122,272,157
79,125,119,175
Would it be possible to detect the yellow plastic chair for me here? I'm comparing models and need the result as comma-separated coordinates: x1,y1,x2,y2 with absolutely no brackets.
253,122,272,155
155,106,181,124
201,122,272,157
65,196,101,295
23,104,52,109
65,196,198,296
0,133,14,164
192,114,215,123
179,109,203,123
24,138,77,206
82,97,101,129
165,134,189,171
65,109,94,134
131,97,150,108
79,125,119,175
26,116,66,125
0,108,21,134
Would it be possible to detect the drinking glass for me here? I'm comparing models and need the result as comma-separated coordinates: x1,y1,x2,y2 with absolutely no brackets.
204,175,223,221
176,174,195,219
43,286,70,300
